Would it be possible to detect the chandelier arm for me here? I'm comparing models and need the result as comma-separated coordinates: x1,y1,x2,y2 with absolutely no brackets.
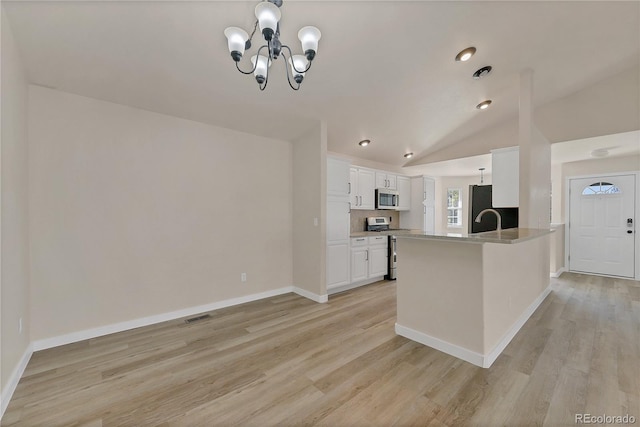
258,44,271,91
281,44,313,73
234,44,269,75
235,61,255,75
281,51,301,91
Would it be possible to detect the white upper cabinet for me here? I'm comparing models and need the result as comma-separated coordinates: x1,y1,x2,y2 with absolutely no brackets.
399,176,434,231
423,177,435,233
350,167,375,210
396,175,411,211
376,172,397,190
327,157,351,196
491,146,519,208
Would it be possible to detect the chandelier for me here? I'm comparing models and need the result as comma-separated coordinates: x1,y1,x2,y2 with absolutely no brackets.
224,0,321,91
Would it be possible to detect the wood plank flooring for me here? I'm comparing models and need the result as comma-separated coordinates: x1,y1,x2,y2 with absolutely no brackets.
3,273,639,426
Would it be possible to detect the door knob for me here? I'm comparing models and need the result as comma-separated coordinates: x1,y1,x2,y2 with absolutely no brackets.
628,230,633,234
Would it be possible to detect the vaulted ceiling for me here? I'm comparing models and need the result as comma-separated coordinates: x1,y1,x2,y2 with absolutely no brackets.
3,1,639,166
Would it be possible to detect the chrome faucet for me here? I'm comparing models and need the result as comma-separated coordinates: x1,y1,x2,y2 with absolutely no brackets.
475,208,502,231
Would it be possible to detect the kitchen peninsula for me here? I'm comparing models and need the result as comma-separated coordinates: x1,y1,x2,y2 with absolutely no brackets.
394,228,553,368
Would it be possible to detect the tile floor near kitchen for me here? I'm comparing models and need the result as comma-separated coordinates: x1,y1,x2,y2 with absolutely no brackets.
2,273,639,426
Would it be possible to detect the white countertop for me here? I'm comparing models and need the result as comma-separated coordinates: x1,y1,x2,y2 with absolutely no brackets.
392,228,554,244
351,228,554,244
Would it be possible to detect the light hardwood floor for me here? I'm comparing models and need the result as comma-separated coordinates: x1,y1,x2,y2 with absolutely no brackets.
3,273,639,426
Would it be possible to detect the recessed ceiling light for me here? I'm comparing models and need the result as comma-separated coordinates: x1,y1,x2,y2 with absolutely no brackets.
404,152,414,158
358,139,370,147
455,47,476,62
476,100,492,110
473,66,492,79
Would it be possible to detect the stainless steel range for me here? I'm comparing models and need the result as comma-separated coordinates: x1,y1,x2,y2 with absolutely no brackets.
366,217,398,280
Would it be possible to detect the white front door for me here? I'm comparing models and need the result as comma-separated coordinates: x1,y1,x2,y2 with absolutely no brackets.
569,174,635,278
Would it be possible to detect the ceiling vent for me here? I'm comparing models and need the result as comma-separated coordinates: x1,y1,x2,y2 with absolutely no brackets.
473,66,492,80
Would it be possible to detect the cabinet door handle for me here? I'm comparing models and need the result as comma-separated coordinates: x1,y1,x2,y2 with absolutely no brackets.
348,202,351,213
365,250,369,261
356,238,365,241
359,195,362,206
348,182,351,194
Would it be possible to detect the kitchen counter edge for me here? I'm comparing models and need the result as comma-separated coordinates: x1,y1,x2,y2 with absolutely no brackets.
391,228,554,244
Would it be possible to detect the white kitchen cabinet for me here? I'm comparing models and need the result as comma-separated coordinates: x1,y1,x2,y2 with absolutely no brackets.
491,146,519,208
375,172,397,190
327,198,350,289
327,157,351,196
368,236,388,277
327,197,350,243
327,157,351,290
423,177,435,234
396,175,411,211
350,236,388,283
350,238,369,283
399,176,435,233
327,243,350,289
350,167,375,210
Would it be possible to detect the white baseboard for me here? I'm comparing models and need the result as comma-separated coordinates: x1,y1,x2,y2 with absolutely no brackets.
1,343,33,419
550,267,566,278
293,286,328,303
484,285,552,368
396,285,552,369
32,286,295,351
327,276,386,295
395,323,485,367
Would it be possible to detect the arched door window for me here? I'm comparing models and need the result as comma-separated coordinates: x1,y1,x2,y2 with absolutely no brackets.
581,182,621,195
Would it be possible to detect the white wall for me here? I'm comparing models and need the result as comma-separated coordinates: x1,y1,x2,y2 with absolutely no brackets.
292,123,327,300
1,6,31,408
28,86,294,341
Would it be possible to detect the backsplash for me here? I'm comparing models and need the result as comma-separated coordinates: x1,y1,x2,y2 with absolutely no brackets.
350,209,400,233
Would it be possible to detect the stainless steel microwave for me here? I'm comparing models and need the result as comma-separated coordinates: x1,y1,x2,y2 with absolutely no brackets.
376,188,399,210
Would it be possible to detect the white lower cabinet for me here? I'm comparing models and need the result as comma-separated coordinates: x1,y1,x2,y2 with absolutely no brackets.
369,244,389,277
350,236,388,283
327,243,350,289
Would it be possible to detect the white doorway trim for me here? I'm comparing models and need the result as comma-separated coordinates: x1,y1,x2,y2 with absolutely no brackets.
564,171,640,281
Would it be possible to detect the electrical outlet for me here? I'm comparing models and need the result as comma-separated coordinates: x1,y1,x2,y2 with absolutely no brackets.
19,317,23,334
241,273,247,282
